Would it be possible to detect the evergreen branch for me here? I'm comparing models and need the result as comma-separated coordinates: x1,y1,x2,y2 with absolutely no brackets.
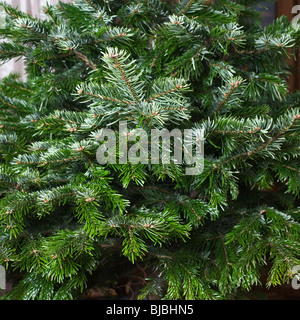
145,84,184,102
279,164,300,174
226,209,266,244
0,48,25,56
0,98,18,110
41,191,77,204
110,54,140,103
211,80,242,120
213,113,300,170
75,202,104,237
2,194,34,217
245,118,297,156
128,226,135,254
72,49,97,70
211,128,261,135
150,253,173,260
83,0,98,11
0,3,28,19
150,54,158,68
96,34,123,43
109,222,156,230
41,156,83,166
166,42,208,76
53,112,83,125
14,158,40,166
96,30,131,44
77,88,131,105
44,51,74,62
177,0,194,16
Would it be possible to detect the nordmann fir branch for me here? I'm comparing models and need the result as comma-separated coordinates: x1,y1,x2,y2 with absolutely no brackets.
109,52,140,103
213,114,300,170
211,80,242,120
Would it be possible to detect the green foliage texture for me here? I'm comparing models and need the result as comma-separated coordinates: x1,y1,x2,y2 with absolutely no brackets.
0,0,299,300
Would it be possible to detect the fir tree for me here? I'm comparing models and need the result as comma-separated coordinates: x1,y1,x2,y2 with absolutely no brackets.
0,0,300,300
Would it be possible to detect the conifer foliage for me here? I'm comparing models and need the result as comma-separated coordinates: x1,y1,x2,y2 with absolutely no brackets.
0,0,300,300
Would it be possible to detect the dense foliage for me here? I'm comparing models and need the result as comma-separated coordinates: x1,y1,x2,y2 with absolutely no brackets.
0,0,299,300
